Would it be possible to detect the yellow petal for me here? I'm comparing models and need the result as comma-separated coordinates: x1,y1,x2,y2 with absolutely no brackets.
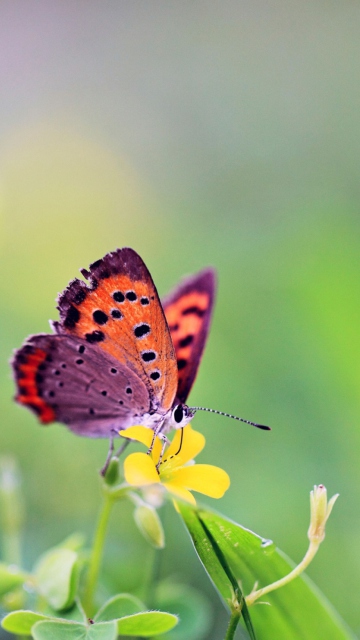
164,425,205,465
120,426,162,462
120,426,153,446
171,464,230,498
124,452,160,487
163,481,197,505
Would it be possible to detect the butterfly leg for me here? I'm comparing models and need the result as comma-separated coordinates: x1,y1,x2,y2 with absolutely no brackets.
114,439,130,459
100,432,131,477
146,418,168,456
156,434,171,471
147,419,164,455
100,433,115,476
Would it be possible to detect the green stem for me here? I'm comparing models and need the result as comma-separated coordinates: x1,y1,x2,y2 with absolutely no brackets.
83,489,114,615
246,540,319,606
224,610,241,640
140,546,158,605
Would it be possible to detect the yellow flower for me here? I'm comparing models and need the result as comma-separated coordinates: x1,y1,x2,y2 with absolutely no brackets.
121,424,230,505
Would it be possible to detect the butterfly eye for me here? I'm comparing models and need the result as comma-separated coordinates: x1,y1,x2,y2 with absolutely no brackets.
170,404,195,429
173,405,184,424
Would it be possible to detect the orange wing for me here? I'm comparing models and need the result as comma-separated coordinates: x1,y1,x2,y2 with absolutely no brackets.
162,268,216,403
54,248,178,413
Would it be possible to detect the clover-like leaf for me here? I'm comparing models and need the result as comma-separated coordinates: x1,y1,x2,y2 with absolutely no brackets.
117,611,178,636
34,547,79,610
155,582,212,640
94,593,145,622
58,533,86,552
0,562,27,596
1,610,53,635
32,620,118,640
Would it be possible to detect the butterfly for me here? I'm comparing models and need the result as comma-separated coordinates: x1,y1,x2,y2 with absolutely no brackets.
12,248,217,441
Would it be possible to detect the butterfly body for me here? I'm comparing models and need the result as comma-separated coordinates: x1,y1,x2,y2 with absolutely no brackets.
13,248,215,439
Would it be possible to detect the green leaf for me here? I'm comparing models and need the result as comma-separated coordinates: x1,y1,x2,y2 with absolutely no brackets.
52,600,88,623
94,593,145,622
155,582,212,639
32,620,118,640
117,611,178,636
178,505,255,640
58,533,86,552
1,610,52,635
179,504,356,640
35,548,79,610
0,562,27,596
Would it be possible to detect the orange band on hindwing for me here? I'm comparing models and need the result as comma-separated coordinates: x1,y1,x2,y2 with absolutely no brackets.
15,347,55,423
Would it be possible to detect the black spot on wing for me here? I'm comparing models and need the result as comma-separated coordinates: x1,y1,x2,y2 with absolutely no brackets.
93,310,108,325
111,309,123,319
177,359,187,370
134,323,150,338
85,331,105,343
178,335,194,348
73,289,87,305
64,305,80,328
113,291,125,303
126,291,137,301
181,306,205,317
141,350,156,362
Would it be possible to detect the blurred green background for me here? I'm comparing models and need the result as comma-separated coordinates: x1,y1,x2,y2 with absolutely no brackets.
1,1,360,637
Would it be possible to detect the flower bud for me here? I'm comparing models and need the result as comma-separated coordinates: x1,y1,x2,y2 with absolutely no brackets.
134,504,165,549
307,484,339,544
104,457,119,486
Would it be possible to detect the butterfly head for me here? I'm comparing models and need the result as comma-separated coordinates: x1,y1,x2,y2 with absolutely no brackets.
169,404,196,430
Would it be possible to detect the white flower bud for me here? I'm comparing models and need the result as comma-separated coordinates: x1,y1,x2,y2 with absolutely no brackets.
308,485,339,544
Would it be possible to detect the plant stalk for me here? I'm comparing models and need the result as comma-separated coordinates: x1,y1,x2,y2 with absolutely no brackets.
224,610,241,640
83,489,114,615
246,540,319,605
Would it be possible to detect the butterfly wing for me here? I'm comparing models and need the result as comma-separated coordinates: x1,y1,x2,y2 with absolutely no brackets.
54,248,178,415
13,334,151,437
162,268,216,403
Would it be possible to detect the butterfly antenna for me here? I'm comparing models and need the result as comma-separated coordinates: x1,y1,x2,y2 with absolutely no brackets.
188,407,271,431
